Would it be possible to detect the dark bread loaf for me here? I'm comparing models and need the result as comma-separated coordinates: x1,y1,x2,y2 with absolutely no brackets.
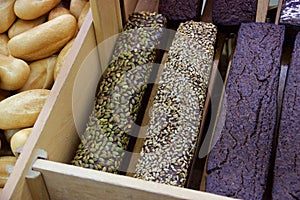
134,21,217,187
158,0,201,22
272,32,300,200
212,0,258,26
206,22,285,199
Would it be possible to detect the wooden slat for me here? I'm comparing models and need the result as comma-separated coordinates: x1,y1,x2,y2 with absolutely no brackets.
135,0,159,12
187,33,227,189
122,0,139,21
201,0,213,23
90,0,123,71
32,159,233,200
256,0,270,22
199,34,237,192
275,0,283,24
1,11,99,200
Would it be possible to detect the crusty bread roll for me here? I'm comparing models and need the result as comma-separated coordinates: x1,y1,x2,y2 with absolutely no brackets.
14,0,61,20
70,0,89,19
54,39,74,80
10,128,32,156
19,55,57,91
8,15,47,39
0,54,30,91
8,14,77,61
0,89,50,130
0,34,10,56
0,0,16,33
48,6,71,20
78,2,90,29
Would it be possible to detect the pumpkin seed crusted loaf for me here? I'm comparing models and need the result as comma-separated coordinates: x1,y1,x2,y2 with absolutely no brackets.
71,12,166,173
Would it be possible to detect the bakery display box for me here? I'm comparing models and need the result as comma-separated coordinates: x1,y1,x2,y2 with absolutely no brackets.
0,0,285,199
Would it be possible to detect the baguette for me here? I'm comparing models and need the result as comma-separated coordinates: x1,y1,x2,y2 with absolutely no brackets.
48,7,71,20
14,0,61,20
19,55,57,92
70,0,89,19
78,2,90,29
0,54,30,91
54,39,74,80
0,34,9,56
8,15,47,39
0,89,50,130
8,14,77,61
10,128,32,156
0,0,16,33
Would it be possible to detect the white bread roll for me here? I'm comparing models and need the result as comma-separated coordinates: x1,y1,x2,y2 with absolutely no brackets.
0,34,10,56
78,2,90,29
48,6,71,20
70,0,89,19
8,15,47,39
14,0,61,20
8,14,77,61
54,39,74,80
0,0,16,33
0,89,50,130
0,54,30,91
19,55,57,91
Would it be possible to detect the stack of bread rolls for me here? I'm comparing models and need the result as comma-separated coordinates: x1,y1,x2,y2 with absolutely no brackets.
0,0,90,191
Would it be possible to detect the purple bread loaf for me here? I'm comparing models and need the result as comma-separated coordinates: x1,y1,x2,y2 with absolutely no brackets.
212,0,258,26
158,0,201,22
272,32,300,200
206,22,285,199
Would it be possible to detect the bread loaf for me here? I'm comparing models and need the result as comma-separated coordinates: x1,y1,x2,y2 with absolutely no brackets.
8,14,77,61
10,128,32,156
54,39,74,80
70,0,89,19
0,89,50,130
0,0,16,33
14,0,61,20
78,2,90,29
0,54,30,91
19,56,57,92
8,15,47,39
206,23,285,199
0,34,9,56
48,7,71,20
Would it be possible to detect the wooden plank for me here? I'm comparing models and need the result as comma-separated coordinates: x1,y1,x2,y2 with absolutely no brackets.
26,171,50,200
1,11,99,200
126,53,169,176
90,0,123,71
187,33,227,189
122,0,139,21
199,34,237,192
135,0,159,12
201,0,213,23
275,0,283,24
256,0,270,22
32,159,233,200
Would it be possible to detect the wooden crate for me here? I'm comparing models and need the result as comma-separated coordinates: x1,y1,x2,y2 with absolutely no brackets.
1,0,286,199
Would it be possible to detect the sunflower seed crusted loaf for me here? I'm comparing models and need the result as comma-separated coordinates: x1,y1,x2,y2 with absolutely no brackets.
134,21,217,187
